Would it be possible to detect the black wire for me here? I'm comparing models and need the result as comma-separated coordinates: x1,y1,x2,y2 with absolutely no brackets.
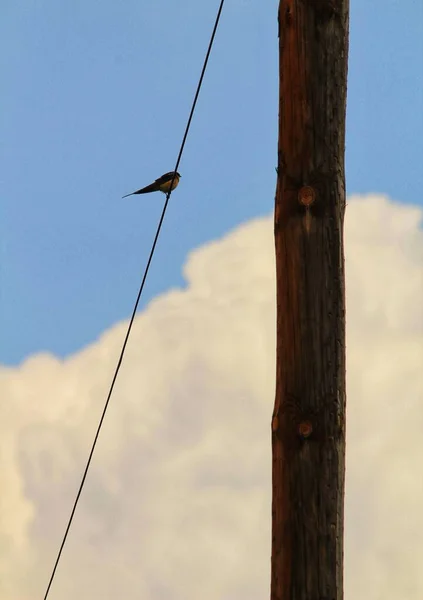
42,2,225,598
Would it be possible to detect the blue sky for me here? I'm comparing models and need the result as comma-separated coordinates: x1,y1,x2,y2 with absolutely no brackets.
1,0,422,366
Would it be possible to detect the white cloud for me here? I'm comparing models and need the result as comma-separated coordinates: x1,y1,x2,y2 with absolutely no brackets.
0,194,422,599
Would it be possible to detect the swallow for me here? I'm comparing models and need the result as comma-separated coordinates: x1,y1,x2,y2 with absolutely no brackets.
122,171,181,198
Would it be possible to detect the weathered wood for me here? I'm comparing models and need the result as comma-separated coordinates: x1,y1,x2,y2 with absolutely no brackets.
271,1,349,599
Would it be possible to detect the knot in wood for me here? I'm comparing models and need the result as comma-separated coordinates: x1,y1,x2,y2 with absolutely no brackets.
298,420,313,439
298,186,316,207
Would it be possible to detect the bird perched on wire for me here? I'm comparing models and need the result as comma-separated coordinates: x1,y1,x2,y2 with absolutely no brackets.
122,171,181,198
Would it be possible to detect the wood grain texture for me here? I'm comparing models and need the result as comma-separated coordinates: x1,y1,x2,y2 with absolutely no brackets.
272,1,349,599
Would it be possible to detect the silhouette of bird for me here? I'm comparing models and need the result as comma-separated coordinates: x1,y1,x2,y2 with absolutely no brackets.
122,171,181,198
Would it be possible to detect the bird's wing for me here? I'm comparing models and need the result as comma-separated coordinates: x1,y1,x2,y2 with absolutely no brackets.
155,171,177,184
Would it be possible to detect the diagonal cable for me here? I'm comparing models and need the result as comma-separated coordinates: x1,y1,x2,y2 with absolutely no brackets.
42,2,225,598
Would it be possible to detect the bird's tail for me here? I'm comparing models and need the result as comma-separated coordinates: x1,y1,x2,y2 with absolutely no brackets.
122,182,159,198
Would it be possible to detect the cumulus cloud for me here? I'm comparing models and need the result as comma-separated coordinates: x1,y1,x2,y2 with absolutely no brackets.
0,194,422,599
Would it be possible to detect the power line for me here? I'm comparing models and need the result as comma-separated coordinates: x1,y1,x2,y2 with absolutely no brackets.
42,2,226,598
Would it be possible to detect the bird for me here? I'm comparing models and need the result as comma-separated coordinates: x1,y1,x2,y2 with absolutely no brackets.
122,171,181,198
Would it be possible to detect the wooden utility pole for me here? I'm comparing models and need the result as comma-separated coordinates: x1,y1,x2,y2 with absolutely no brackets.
271,2,349,599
